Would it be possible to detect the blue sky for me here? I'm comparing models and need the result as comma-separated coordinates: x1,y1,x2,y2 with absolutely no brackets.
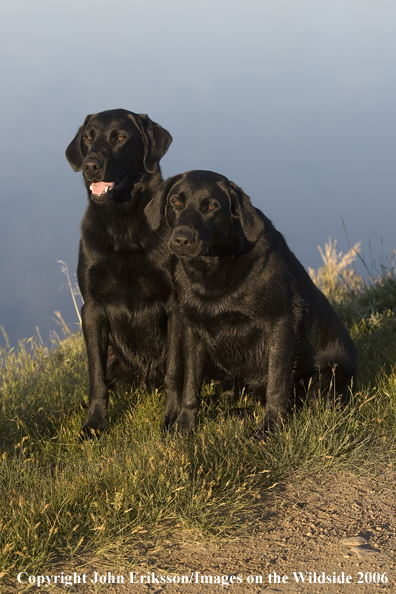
1,0,395,345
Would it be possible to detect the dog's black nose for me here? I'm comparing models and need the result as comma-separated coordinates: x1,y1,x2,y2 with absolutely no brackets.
172,230,196,248
83,156,104,177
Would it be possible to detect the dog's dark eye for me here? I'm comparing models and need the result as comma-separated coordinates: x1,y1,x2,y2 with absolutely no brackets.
208,203,217,211
172,199,182,208
117,135,125,141
85,134,92,141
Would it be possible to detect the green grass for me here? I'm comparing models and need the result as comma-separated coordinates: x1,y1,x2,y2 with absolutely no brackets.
1,253,396,577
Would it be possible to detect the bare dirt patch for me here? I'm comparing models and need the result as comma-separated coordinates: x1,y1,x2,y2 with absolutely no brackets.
6,471,395,594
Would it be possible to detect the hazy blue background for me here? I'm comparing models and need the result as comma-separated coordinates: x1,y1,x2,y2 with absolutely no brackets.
1,0,395,346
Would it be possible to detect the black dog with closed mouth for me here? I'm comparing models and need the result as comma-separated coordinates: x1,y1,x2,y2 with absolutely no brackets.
66,108,173,434
144,170,358,434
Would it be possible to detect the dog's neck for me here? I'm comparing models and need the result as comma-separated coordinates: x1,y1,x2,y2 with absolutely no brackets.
84,171,164,252
176,234,265,300
178,252,238,283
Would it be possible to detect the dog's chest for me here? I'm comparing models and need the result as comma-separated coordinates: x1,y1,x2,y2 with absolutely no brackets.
188,304,268,377
104,259,169,360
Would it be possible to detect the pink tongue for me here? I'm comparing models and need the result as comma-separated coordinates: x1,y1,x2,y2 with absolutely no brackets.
90,181,115,195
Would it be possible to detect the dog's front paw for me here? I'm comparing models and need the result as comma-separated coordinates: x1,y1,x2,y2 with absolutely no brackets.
79,424,105,441
80,401,107,439
261,406,285,433
161,409,180,433
171,408,197,435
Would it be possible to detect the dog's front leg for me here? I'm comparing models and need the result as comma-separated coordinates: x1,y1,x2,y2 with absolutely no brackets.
81,300,110,434
172,325,205,434
162,305,184,431
261,320,295,432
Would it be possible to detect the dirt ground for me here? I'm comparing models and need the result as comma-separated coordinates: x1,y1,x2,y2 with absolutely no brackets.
6,470,395,594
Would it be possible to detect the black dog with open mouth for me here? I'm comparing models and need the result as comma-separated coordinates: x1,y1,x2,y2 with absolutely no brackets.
66,108,173,434
145,170,358,434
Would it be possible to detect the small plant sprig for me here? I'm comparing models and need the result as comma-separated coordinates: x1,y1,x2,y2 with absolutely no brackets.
57,260,83,325
308,237,362,300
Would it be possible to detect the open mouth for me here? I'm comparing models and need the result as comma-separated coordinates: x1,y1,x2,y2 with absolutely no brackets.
88,177,129,202
89,181,116,198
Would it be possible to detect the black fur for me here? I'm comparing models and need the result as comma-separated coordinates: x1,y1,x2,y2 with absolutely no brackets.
66,109,173,433
145,170,358,434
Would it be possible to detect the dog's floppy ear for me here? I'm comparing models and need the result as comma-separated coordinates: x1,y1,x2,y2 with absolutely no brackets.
228,181,264,243
144,176,178,230
65,114,92,172
132,114,172,174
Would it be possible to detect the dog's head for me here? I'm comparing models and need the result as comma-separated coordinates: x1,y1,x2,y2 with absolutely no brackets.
65,109,172,203
144,170,264,257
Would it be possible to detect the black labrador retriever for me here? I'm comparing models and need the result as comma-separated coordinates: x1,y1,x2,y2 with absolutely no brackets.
144,170,358,434
66,108,173,434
